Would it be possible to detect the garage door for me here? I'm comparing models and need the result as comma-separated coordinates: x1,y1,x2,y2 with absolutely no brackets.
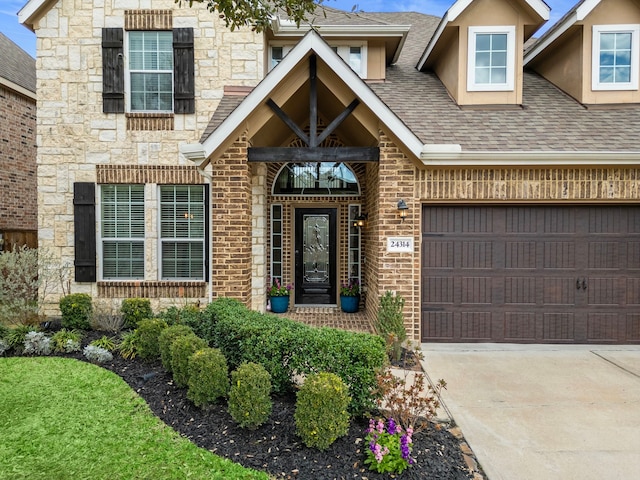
421,206,640,343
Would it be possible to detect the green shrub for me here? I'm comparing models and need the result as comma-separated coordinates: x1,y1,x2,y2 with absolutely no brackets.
294,372,351,450
158,324,194,372
118,330,138,359
170,334,208,388
51,329,83,353
59,293,93,330
135,319,167,360
5,324,38,354
0,324,9,340
373,291,407,362
89,335,116,352
205,297,386,416
121,298,153,329
187,347,229,408
23,331,52,355
228,362,272,429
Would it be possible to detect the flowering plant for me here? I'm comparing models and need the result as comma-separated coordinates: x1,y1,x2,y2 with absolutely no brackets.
269,278,292,297
340,279,360,297
364,417,414,474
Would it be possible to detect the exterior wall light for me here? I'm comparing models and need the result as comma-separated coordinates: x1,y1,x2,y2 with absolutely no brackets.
397,199,409,221
353,213,368,228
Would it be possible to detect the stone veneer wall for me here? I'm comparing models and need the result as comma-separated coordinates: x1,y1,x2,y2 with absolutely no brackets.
34,1,264,315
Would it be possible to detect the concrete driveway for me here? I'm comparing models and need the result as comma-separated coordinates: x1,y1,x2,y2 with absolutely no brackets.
420,344,640,480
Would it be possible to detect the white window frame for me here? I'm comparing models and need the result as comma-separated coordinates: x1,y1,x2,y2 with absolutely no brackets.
125,30,174,113
592,24,640,91
98,184,146,281
268,41,368,78
467,26,515,92
158,185,206,281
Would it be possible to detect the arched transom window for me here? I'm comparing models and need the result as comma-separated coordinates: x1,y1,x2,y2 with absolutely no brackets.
273,162,360,195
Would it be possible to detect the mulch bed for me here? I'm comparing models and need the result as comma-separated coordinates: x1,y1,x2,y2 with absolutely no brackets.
56,330,474,479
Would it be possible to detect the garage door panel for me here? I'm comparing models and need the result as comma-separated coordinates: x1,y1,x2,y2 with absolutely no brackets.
504,277,537,304
423,276,455,303
586,277,621,305
422,312,454,340
626,315,640,341
460,312,493,341
544,208,576,233
460,277,493,304
461,241,493,269
587,242,621,269
627,242,640,269
626,278,640,305
587,314,620,342
543,313,576,342
505,241,537,269
543,242,575,269
542,277,577,304
424,241,454,268
504,313,537,341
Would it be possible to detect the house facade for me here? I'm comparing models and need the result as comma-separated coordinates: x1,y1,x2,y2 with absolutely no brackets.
19,0,640,344
0,32,37,252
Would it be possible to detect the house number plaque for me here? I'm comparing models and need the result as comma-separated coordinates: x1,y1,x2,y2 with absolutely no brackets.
387,237,413,253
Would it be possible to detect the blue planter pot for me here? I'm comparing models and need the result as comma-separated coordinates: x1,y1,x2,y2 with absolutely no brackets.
270,295,289,313
340,295,360,313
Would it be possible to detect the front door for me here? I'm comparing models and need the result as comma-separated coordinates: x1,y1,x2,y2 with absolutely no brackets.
295,208,337,305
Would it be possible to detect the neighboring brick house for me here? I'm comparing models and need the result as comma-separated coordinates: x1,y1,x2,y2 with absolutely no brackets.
19,0,640,344
0,32,37,252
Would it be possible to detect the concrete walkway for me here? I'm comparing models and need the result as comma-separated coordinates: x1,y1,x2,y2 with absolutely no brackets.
420,344,640,480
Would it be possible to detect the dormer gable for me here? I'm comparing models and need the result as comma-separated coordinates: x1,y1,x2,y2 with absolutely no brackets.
417,0,549,106
524,0,640,104
267,8,410,81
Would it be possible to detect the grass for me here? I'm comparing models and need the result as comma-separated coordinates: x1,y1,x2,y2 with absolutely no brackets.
0,357,268,480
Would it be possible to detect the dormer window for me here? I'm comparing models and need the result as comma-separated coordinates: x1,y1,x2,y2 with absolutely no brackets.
467,26,515,92
592,25,639,91
269,42,367,77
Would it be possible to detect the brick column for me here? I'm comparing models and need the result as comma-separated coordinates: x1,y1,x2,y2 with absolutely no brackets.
251,163,267,311
211,133,253,306
374,131,421,341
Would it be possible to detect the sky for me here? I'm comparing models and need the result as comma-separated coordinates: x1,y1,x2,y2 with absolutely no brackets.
1,0,576,59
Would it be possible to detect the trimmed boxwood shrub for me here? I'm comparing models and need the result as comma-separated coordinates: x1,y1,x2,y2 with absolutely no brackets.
121,298,153,329
228,362,272,429
187,347,229,408
59,293,92,330
135,319,167,360
170,333,208,388
294,372,351,450
204,298,387,416
158,324,194,372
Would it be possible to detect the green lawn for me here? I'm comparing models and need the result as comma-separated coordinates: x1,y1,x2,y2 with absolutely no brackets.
0,357,268,480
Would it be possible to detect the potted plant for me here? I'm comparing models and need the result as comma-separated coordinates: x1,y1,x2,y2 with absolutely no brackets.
268,279,293,313
340,279,360,313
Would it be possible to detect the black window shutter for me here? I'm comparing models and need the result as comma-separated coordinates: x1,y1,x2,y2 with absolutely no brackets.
102,28,124,113
73,182,97,282
204,183,210,282
173,28,195,114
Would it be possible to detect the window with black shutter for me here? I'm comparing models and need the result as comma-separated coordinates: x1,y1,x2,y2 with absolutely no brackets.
73,182,97,282
101,27,194,114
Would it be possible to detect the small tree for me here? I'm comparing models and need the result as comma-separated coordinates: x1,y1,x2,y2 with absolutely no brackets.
374,291,406,363
0,246,65,325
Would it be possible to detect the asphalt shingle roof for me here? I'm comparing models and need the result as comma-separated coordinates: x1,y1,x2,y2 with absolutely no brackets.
203,8,640,153
0,32,36,94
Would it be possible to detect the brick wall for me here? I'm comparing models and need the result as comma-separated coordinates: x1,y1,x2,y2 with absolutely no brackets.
0,85,36,234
